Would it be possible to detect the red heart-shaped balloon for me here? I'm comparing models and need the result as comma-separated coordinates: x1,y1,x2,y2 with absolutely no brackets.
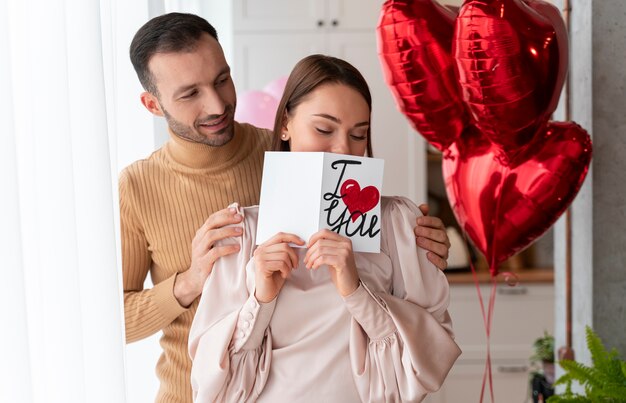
443,122,592,273
340,179,381,222
377,0,467,151
454,0,568,157
377,0,592,276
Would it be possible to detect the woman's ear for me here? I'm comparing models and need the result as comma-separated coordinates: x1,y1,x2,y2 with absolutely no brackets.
281,112,291,140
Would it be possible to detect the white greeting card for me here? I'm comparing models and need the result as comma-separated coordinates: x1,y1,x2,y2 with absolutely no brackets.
256,152,384,253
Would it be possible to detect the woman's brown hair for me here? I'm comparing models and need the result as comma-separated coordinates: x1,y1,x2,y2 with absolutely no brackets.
271,54,374,157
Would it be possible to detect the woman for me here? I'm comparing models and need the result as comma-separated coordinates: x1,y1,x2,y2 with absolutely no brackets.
189,55,461,402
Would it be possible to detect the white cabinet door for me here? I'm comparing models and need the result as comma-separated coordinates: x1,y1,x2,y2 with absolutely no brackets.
448,284,555,361
428,283,554,402
232,33,325,92
327,0,383,31
233,0,325,32
234,0,384,32
431,360,532,402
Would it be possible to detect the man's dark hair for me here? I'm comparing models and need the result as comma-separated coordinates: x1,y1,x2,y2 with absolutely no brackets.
130,12,218,95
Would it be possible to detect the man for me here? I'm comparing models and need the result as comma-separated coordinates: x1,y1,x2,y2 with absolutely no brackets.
122,12,451,403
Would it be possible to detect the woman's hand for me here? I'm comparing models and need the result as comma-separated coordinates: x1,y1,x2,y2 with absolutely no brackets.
304,229,360,297
253,233,304,303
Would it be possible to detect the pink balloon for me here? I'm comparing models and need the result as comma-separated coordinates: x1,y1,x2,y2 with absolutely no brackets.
262,76,289,101
235,90,279,130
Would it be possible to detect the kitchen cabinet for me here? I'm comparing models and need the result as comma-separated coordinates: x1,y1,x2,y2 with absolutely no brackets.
426,281,555,402
233,0,381,32
232,0,427,201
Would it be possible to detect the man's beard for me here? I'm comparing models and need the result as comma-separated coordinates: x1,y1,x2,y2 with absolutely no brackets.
163,105,235,147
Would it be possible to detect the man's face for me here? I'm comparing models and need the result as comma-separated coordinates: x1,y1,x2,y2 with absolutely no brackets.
146,34,237,146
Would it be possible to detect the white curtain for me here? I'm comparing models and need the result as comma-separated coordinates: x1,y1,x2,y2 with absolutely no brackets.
0,1,127,402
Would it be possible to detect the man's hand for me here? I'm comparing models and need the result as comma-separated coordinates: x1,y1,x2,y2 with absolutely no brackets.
174,207,244,307
416,204,451,271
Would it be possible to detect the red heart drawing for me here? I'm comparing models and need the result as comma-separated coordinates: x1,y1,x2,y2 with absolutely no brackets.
340,179,381,222
443,122,592,271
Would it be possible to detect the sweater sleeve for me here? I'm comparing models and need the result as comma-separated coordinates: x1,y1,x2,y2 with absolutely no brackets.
346,197,462,402
119,169,187,343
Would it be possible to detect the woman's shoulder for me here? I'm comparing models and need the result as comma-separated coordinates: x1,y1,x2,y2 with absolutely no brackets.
380,196,424,219
377,196,424,254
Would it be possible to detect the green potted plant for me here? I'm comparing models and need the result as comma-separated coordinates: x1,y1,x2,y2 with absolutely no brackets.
547,326,626,402
532,330,556,384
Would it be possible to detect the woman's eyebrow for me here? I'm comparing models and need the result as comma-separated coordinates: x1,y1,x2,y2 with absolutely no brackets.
312,113,340,123
312,113,369,127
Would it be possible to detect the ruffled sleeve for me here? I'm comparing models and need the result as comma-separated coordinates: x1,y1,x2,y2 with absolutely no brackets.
188,204,273,403
346,196,462,402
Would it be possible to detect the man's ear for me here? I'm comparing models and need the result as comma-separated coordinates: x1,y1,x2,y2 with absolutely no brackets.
140,91,164,117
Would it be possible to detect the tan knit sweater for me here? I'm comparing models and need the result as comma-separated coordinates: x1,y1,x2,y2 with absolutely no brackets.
119,122,273,403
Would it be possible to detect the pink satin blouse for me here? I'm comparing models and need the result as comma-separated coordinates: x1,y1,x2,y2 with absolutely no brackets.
189,196,461,402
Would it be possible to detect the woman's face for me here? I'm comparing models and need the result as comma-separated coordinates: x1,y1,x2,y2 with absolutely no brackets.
283,83,370,156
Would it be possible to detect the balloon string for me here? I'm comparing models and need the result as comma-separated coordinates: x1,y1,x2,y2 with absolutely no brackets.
470,255,497,403
489,162,509,274
487,276,497,403
477,159,509,401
